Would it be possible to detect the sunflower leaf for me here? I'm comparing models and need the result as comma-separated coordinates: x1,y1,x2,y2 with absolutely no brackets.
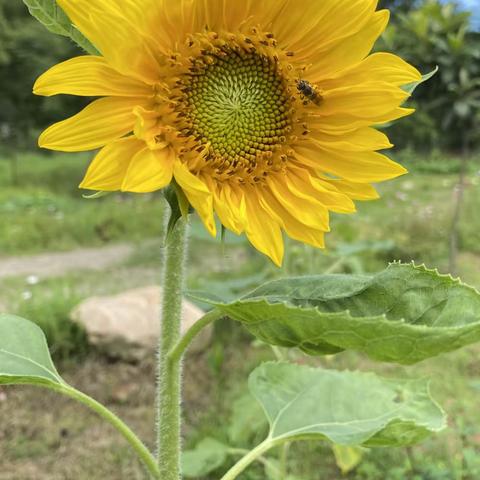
0,314,65,387
82,191,112,200
22,0,98,54
203,263,480,364
250,362,446,447
164,184,185,242
403,66,439,95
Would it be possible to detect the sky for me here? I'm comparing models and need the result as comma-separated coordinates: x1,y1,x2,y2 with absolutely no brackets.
451,0,480,29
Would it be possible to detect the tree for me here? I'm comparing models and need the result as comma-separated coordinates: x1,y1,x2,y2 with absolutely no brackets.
379,0,420,13
0,1,86,151
381,0,480,151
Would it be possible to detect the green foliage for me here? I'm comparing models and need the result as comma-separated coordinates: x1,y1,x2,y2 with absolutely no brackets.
379,0,420,12
200,263,480,364
0,153,165,254
182,362,446,478
0,313,64,386
15,280,88,360
227,393,268,446
182,438,230,478
22,0,96,54
332,445,365,475
250,362,445,447
381,0,480,151
0,1,87,149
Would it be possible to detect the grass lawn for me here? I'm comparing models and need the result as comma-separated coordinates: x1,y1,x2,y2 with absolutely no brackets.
0,151,164,255
0,149,480,479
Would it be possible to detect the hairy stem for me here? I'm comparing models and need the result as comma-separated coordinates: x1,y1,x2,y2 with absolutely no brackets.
157,216,189,478
51,384,159,478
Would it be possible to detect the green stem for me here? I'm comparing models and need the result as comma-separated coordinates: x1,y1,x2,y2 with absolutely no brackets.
228,448,282,475
221,439,278,480
157,216,189,478
168,309,223,363
51,384,159,478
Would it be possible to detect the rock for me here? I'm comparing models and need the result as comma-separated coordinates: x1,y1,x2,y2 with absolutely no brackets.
71,286,211,362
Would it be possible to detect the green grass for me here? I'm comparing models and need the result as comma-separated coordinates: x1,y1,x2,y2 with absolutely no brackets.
0,151,165,254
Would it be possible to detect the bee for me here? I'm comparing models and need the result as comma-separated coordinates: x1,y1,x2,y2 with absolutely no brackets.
297,79,323,106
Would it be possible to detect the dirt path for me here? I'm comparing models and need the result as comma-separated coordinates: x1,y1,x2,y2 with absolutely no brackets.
0,244,133,280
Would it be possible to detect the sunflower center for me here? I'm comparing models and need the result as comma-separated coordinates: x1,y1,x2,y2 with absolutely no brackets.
178,51,293,177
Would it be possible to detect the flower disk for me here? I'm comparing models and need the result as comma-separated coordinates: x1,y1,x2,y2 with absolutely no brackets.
34,0,421,265
181,52,291,177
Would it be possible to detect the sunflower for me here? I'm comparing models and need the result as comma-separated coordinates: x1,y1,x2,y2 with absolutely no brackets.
34,0,420,266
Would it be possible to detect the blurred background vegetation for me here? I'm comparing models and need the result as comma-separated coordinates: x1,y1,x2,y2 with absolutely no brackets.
0,1,479,479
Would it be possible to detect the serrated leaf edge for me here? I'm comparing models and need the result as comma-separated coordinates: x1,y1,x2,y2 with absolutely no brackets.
220,262,480,333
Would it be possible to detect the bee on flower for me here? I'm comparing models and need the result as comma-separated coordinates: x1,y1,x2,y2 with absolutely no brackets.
34,0,420,266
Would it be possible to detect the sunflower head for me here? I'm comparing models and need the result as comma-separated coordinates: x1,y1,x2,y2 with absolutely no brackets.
34,0,421,266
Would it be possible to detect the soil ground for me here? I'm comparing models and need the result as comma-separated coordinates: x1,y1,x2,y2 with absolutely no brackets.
0,244,133,280
0,352,215,480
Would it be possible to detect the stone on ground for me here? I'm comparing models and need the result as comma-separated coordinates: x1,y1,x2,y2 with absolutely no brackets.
71,286,211,361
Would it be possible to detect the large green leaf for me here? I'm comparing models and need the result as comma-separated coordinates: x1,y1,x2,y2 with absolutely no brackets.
0,314,64,386
207,263,480,364
250,362,445,447
22,0,97,54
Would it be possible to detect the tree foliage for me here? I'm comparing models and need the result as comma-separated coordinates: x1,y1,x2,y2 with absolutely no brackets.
0,1,86,150
381,0,480,151
379,0,421,13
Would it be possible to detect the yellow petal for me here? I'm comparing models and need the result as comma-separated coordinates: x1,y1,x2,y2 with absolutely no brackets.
295,144,407,183
147,0,207,50
323,178,380,201
259,188,326,250
287,166,356,214
268,174,331,231
174,164,216,237
133,106,162,148
308,107,415,135
308,10,390,79
122,146,174,193
244,189,284,267
57,0,163,83
39,97,146,152
216,0,258,31
273,0,378,60
208,181,245,235
80,137,144,191
308,128,393,152
34,56,153,97
320,83,409,118
320,53,422,90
